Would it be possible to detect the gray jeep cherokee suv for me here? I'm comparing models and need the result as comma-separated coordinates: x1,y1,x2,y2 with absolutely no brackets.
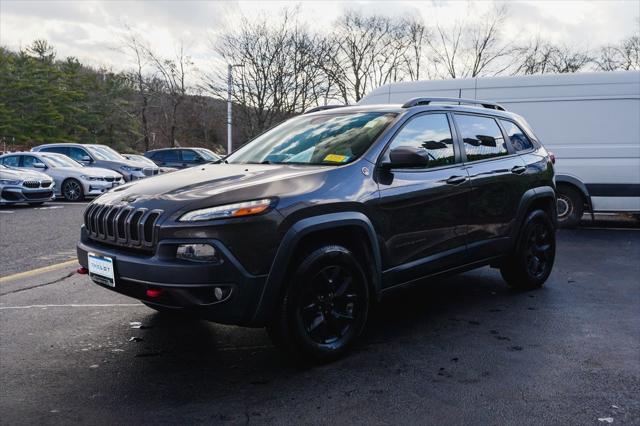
77,98,557,361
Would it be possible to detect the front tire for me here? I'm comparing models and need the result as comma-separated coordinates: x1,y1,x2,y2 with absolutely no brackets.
267,245,370,363
501,210,556,291
62,178,85,201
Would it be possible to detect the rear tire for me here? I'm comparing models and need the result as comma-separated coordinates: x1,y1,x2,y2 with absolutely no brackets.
501,210,556,291
266,245,370,363
557,185,583,228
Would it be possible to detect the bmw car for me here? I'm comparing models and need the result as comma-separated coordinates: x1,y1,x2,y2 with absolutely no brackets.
0,164,54,206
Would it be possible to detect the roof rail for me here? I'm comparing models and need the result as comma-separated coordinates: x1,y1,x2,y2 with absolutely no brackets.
303,105,348,114
401,97,506,111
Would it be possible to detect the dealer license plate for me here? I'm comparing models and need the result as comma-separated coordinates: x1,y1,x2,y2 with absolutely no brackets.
88,253,115,287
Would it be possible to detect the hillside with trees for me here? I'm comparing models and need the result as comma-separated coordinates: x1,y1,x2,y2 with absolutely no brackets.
1,7,638,154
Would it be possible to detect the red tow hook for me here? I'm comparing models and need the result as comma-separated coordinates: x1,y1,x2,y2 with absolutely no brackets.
549,151,556,165
77,267,88,275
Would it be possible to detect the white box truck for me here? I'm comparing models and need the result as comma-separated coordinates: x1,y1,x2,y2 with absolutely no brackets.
358,71,640,227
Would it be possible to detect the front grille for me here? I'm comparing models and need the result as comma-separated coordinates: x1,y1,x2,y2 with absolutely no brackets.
143,168,154,176
105,177,115,182
24,191,52,200
84,203,162,249
23,180,52,188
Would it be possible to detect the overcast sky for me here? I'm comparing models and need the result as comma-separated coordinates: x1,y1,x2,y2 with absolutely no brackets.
1,0,639,76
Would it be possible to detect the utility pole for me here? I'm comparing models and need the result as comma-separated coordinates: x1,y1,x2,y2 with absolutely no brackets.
227,63,244,156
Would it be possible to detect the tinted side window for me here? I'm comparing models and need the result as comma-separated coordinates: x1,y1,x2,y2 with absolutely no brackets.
2,156,20,167
162,150,180,162
455,114,508,162
40,146,68,155
386,113,455,168
500,120,534,151
69,147,90,162
181,150,199,162
22,156,40,167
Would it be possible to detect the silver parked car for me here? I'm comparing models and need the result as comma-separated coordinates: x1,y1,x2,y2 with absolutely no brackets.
122,153,177,174
31,143,159,182
0,164,54,206
0,152,124,201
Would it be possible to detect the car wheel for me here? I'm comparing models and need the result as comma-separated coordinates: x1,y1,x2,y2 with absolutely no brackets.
556,185,583,228
267,245,370,362
501,209,556,291
62,178,84,201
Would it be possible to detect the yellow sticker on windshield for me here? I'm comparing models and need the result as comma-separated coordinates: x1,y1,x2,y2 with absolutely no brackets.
324,154,349,163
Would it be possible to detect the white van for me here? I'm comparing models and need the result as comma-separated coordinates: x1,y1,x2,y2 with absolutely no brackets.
358,71,640,227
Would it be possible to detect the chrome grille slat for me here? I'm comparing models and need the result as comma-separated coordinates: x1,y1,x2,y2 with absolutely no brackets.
84,203,162,250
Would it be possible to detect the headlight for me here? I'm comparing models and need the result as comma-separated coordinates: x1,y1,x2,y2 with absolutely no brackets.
0,179,22,185
80,175,103,181
120,166,142,172
179,199,274,222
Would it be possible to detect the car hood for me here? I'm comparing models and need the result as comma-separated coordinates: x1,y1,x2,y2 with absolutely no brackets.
58,167,121,178
98,159,157,170
95,163,330,212
0,167,51,181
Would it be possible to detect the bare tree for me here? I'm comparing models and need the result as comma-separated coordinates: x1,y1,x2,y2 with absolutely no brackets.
596,35,640,71
121,29,154,151
322,11,418,103
208,9,331,139
146,43,192,147
426,5,512,79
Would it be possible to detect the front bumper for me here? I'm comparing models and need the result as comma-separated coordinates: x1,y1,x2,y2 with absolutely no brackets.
76,227,267,326
82,179,123,196
0,185,54,204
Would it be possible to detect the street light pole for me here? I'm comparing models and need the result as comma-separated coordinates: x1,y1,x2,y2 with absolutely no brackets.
227,63,244,156
227,64,233,156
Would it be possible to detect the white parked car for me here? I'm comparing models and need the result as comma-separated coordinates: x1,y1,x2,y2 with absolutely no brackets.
0,164,54,206
359,71,640,227
0,152,124,201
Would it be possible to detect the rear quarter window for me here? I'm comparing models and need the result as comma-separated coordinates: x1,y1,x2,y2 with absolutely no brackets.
500,120,534,152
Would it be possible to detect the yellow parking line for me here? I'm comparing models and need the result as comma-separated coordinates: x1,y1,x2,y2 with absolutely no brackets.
0,259,78,283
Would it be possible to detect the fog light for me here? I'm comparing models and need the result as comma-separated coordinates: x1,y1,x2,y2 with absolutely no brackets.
176,244,218,262
214,287,223,300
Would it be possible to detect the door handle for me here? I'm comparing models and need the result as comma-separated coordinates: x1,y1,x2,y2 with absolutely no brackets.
511,165,526,175
446,175,468,185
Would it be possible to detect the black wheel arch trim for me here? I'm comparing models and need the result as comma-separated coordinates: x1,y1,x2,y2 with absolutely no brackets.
555,174,593,213
511,186,557,245
252,212,382,325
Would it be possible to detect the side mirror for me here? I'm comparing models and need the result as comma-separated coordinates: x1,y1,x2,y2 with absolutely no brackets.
383,146,430,169
80,155,93,164
33,162,47,169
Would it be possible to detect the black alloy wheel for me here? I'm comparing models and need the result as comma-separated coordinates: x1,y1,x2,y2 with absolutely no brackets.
524,221,553,280
298,264,361,346
501,209,555,290
267,245,370,362
62,179,84,201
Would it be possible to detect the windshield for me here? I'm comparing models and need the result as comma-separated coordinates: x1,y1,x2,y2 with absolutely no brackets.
41,153,82,168
227,112,397,165
87,145,124,161
195,148,219,161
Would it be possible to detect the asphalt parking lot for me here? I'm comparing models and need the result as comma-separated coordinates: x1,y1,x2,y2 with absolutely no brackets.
1,205,639,424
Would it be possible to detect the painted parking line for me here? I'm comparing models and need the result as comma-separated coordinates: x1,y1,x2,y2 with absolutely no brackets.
0,303,143,310
35,206,65,210
0,211,14,214
0,259,78,283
